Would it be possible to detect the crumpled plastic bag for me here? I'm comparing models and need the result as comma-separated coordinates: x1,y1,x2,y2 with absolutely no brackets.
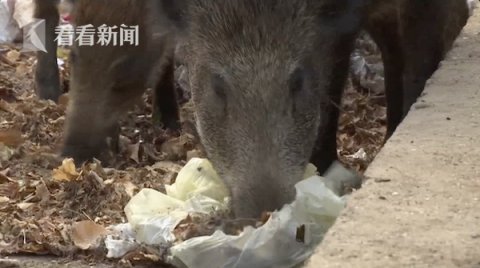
107,157,357,268
349,53,385,94
0,0,72,45
105,223,138,259
12,0,35,28
123,158,231,246
0,0,39,44
0,0,20,43
165,157,230,203
168,176,346,268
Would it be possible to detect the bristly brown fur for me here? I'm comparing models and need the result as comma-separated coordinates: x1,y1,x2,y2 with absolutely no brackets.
157,0,469,218
34,0,180,164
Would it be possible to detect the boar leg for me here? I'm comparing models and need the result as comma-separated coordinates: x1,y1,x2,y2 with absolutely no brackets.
33,0,61,102
152,56,181,133
366,4,405,140
401,0,468,118
310,41,355,175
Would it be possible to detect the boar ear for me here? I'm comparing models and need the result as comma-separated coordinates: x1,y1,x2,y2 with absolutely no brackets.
158,0,190,34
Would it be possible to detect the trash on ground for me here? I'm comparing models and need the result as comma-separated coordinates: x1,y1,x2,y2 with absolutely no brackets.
0,0,20,43
0,18,385,265
105,157,356,268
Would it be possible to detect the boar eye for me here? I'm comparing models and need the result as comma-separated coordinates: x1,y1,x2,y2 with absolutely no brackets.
288,67,304,95
211,73,227,99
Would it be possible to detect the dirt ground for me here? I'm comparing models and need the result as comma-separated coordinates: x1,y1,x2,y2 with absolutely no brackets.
0,23,387,268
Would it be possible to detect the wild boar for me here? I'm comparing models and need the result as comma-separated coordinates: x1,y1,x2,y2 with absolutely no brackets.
157,0,469,218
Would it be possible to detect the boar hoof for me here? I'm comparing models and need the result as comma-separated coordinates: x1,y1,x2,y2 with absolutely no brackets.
34,69,61,102
61,146,96,167
163,118,181,133
155,113,181,134
61,147,116,167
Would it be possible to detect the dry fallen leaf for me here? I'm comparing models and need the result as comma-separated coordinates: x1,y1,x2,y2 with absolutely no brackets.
0,171,14,184
128,142,140,163
0,100,21,115
121,181,137,198
15,63,29,77
17,202,34,210
5,50,20,63
160,138,187,161
0,143,15,162
0,181,19,198
151,161,183,173
0,129,23,148
0,196,10,203
186,149,203,162
72,220,111,250
85,170,105,189
52,158,80,182
35,184,51,204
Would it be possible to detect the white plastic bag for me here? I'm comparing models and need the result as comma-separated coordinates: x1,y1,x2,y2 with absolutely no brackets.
168,176,346,268
12,0,35,28
0,0,37,44
107,158,355,268
123,158,231,245
0,0,18,43
165,157,230,203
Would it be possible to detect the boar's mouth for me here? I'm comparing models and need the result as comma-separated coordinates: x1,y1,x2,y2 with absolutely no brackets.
61,123,120,166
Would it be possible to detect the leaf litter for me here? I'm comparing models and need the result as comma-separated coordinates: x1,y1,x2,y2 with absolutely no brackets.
0,31,386,266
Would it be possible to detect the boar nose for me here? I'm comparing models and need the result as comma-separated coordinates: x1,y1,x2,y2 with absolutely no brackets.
242,178,297,218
